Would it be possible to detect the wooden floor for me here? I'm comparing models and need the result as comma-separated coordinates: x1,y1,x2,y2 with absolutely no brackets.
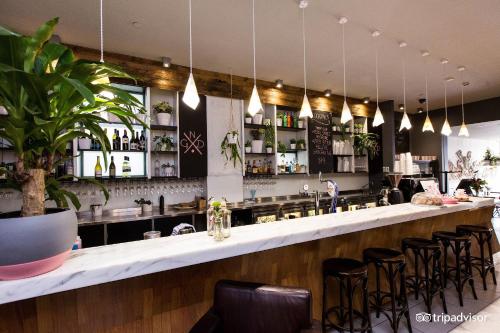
0,206,496,333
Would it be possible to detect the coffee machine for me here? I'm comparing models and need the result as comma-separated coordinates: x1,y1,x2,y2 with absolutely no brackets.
386,173,405,205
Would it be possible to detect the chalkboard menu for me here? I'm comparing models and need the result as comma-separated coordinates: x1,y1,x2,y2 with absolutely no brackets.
178,93,208,177
308,111,333,174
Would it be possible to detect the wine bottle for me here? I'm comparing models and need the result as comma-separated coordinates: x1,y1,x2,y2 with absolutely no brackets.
109,156,116,179
112,130,117,150
139,130,146,151
116,130,121,150
122,156,131,177
130,131,137,150
122,130,129,150
94,156,102,179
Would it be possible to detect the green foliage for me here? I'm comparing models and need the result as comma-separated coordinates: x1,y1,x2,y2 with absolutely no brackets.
278,141,287,158
154,134,174,151
264,123,275,147
0,18,145,212
220,130,242,168
353,132,380,159
152,101,173,114
250,128,264,140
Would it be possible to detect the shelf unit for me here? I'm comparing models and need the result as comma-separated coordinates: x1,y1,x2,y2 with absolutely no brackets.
331,115,370,174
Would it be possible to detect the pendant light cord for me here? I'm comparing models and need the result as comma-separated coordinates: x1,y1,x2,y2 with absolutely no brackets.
425,57,429,115
460,70,465,123
252,0,257,85
189,0,193,72
342,23,347,101
229,69,235,128
375,39,379,106
99,0,104,63
402,52,406,112
302,8,307,93
443,63,448,119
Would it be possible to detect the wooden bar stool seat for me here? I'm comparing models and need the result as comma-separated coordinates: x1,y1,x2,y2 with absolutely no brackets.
322,258,371,333
363,248,412,333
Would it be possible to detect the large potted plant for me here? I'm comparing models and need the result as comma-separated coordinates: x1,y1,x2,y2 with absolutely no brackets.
153,101,173,126
0,19,144,279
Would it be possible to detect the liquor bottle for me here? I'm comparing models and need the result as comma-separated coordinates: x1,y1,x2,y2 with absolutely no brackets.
293,114,298,128
122,130,129,150
94,156,102,179
66,159,74,177
116,130,121,150
130,131,138,150
283,112,288,127
267,160,272,174
109,156,116,179
246,160,252,174
139,130,146,151
252,160,258,174
122,156,131,177
288,112,292,127
112,130,117,150
159,195,165,214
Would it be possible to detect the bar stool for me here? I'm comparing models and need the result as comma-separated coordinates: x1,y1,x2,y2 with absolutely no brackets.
432,231,477,306
363,248,412,333
401,238,447,315
456,225,497,290
322,258,371,333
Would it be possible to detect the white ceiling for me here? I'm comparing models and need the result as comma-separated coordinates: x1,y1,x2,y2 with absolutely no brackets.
2,0,500,112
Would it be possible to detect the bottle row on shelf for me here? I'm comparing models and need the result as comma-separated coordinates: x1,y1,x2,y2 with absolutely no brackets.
79,129,147,152
94,155,131,179
245,159,273,175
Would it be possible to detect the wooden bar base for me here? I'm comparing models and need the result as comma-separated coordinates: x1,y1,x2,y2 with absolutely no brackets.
0,206,496,333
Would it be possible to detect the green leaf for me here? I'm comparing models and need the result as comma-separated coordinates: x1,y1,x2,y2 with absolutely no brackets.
61,76,95,105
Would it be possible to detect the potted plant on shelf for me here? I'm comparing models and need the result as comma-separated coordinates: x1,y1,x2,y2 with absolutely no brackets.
276,112,284,127
353,131,380,159
220,130,242,167
154,135,174,151
245,112,253,124
484,149,498,166
245,140,252,154
297,139,306,150
0,19,144,280
264,123,275,154
290,139,297,150
252,112,263,125
250,129,264,153
298,119,304,128
153,101,173,126
135,198,153,213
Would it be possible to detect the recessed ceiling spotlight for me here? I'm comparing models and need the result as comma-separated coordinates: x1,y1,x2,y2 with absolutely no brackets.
131,21,142,28
421,50,430,57
417,107,424,113
418,98,427,105
162,57,171,68
445,76,455,82
398,104,405,110
371,30,381,37
327,70,334,74
338,16,348,24
275,79,283,89
324,89,332,97
457,66,466,72
440,58,449,64
363,97,370,104
463,81,470,86
399,41,407,48
298,0,308,9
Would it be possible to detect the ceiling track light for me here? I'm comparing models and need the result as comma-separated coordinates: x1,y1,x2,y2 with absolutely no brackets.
275,79,283,89
182,0,200,110
324,89,332,97
363,97,370,104
398,104,404,110
339,16,352,124
421,50,430,57
248,0,263,116
299,3,312,118
162,57,171,68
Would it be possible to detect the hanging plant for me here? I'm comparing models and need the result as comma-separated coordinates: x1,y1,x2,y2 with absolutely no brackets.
221,130,242,167
353,132,380,159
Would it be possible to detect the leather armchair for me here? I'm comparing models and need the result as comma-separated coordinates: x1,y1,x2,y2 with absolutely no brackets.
190,280,316,333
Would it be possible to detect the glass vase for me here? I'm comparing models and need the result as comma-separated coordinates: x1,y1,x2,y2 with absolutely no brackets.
213,216,225,241
222,209,232,238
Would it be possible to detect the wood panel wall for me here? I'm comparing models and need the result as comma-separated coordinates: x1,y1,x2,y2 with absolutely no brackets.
71,45,375,117
0,206,495,333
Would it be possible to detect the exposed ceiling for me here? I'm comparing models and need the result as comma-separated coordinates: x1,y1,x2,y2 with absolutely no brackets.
2,0,500,112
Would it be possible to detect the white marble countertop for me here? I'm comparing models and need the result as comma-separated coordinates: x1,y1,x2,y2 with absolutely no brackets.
0,197,494,305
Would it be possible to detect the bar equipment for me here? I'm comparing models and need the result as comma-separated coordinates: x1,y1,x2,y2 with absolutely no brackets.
143,231,161,240
386,173,404,205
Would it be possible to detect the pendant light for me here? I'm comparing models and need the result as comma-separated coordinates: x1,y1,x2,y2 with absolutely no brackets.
440,59,452,136
247,0,263,116
92,0,110,85
339,17,352,124
399,42,411,131
371,30,384,127
182,0,200,110
421,51,434,132
299,1,312,118
458,66,470,136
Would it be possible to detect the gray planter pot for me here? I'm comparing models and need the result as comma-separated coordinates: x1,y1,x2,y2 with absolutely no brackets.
0,208,77,279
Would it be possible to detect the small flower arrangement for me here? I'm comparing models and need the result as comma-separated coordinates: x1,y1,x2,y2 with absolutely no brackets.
153,101,173,114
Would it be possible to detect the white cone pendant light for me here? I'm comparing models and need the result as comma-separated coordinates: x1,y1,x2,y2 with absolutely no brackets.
299,3,312,119
372,30,384,127
373,106,384,127
247,0,263,116
422,51,434,132
339,17,352,124
183,73,200,110
399,42,411,131
458,67,469,137
248,85,263,116
440,59,452,136
182,0,199,110
422,114,434,132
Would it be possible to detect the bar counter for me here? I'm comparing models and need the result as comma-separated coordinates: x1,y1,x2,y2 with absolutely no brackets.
0,198,496,332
